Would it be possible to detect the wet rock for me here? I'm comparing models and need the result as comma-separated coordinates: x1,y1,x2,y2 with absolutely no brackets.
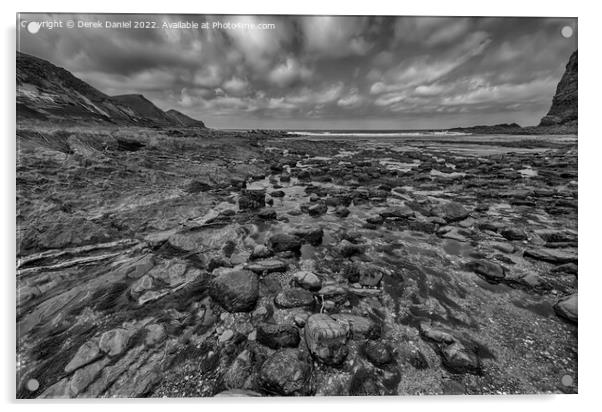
292,270,322,291
210,270,259,312
466,259,505,281
332,314,380,339
257,209,277,220
380,206,414,219
366,215,384,225
338,239,365,257
501,228,528,241
490,242,516,254
524,248,578,264
317,284,348,303
222,349,253,389
440,342,481,374
363,340,393,366
130,274,153,297
554,293,577,323
268,233,302,253
308,202,328,216
335,206,350,218
245,259,287,274
419,323,456,344
99,328,130,357
358,264,383,287
259,349,312,395
144,324,166,346
280,173,291,183
270,190,285,198
250,244,272,260
305,314,349,366
69,358,110,396
257,323,300,349
551,262,578,275
238,189,265,210
65,339,101,373
274,288,314,308
439,201,470,223
291,226,324,246
218,329,234,343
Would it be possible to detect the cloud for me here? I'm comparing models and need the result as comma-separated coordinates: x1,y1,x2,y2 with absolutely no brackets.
267,58,313,87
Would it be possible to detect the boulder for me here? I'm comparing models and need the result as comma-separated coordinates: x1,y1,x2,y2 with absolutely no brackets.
439,201,470,223
256,323,300,349
259,349,311,395
554,293,577,323
292,270,322,291
238,189,265,210
274,288,314,308
268,233,302,253
210,270,259,312
363,341,393,366
99,329,130,357
304,314,349,365
466,259,505,281
440,342,480,374
331,314,380,339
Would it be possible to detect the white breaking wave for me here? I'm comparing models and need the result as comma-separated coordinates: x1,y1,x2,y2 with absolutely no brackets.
286,130,470,137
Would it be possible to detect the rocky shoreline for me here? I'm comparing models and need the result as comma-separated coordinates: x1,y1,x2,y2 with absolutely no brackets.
16,124,577,397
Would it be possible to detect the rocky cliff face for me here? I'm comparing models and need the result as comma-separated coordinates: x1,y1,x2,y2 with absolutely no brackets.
17,52,205,128
539,50,577,127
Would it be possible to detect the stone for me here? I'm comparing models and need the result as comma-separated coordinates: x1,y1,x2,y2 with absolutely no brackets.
317,284,348,303
268,233,302,253
65,339,101,373
257,209,277,220
331,314,380,339
219,329,234,343
222,349,253,389
366,215,384,225
380,206,414,219
210,270,259,312
69,358,110,396
439,201,470,223
490,242,516,254
274,288,314,308
554,293,577,323
338,239,365,257
308,202,328,216
270,190,285,198
99,329,130,357
238,189,265,210
256,323,300,349
292,270,322,291
501,228,528,241
245,259,287,274
130,274,153,297
440,342,480,374
551,262,578,275
364,340,393,366
419,323,456,344
144,324,166,346
259,349,311,395
250,244,272,260
305,314,349,365
466,259,505,281
358,264,383,287
524,248,578,264
291,226,324,246
335,206,350,218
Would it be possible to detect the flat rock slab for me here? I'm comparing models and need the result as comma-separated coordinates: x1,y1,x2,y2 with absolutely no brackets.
524,248,578,264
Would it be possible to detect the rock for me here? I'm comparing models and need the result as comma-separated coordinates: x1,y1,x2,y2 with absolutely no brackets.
380,206,414,219
358,264,383,287
439,201,470,223
466,259,505,281
551,262,578,275
274,288,314,308
245,259,287,274
257,209,277,220
419,323,456,344
335,206,350,218
144,324,166,346
317,284,348,303
490,242,516,254
524,248,578,264
69,358,110,396
294,312,310,327
291,226,324,246
238,189,265,210
292,270,322,291
270,190,285,198
280,173,291,182
130,274,153,297
210,270,259,312
440,342,480,374
305,314,349,365
268,233,302,253
539,50,577,127
308,202,328,216
222,350,253,389
99,329,130,357
331,314,380,339
250,244,272,260
257,323,300,349
338,239,365,257
65,339,101,373
366,215,384,225
501,228,527,241
259,349,311,395
363,341,393,366
554,293,577,323
218,329,234,343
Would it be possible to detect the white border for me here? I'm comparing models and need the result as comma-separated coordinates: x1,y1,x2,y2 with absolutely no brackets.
2,1,598,411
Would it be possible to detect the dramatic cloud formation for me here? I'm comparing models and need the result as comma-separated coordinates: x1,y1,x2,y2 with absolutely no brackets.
18,14,577,129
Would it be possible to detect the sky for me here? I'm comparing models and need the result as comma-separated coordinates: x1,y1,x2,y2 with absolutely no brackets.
18,14,577,130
